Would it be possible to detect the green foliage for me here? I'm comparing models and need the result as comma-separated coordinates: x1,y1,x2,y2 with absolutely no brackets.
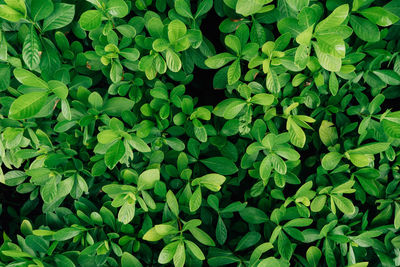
0,0,400,266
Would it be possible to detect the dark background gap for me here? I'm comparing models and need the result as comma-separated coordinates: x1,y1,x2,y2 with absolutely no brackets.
188,7,227,107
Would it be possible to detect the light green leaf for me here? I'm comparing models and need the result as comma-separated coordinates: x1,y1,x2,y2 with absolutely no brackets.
287,117,306,148
332,195,355,214
321,152,342,170
205,52,236,68
79,10,102,31
128,135,151,152
138,169,160,190
315,4,349,32
236,0,271,17
166,49,182,72
107,0,129,18
189,186,202,212
49,80,68,100
189,227,215,246
122,252,143,267
319,120,338,146
9,92,48,120
360,7,399,27
158,241,179,264
0,4,24,22
313,42,342,72
168,19,187,43
173,242,186,267
22,26,41,70
227,59,241,85
13,68,48,88
105,140,125,169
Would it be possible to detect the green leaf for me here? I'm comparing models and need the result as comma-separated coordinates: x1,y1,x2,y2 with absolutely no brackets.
128,136,151,152
185,240,205,260
236,0,270,17
205,53,236,68
348,142,390,154
189,227,215,246
250,93,274,106
216,216,227,245
213,98,246,120
328,72,339,96
227,59,241,85
266,69,280,94
349,15,380,42
110,61,123,83
287,117,306,148
98,130,119,144
175,0,193,18
347,153,374,168
192,173,226,191
239,207,268,224
332,195,355,214
200,157,238,175
166,49,182,72
107,0,129,18
315,4,349,32
235,231,261,251
382,111,400,138
269,154,286,175
31,0,53,21
0,4,24,22
1,250,33,258
311,195,327,212
278,231,293,260
313,42,342,72
103,97,134,116
118,202,135,224
225,35,241,55
373,70,400,85
138,169,160,190
189,186,202,212
9,92,48,120
395,202,400,230
158,241,179,264
195,0,213,18
49,80,68,100
319,120,338,146
4,171,27,186
13,68,48,88
43,3,75,32
22,26,41,70
173,242,186,267
122,252,143,267
306,246,322,267
359,7,399,27
25,235,48,253
321,152,342,170
79,10,102,31
53,227,82,241
105,140,125,169
166,190,180,216
168,20,187,43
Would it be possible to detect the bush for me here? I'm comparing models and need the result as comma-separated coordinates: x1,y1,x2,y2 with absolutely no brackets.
1,0,400,266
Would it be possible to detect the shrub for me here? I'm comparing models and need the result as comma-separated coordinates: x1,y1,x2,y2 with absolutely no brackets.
1,0,400,266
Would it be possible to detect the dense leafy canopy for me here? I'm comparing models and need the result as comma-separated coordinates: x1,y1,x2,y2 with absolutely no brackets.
0,0,400,266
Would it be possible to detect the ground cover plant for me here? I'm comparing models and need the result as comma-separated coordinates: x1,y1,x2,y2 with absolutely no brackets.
1,0,400,266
